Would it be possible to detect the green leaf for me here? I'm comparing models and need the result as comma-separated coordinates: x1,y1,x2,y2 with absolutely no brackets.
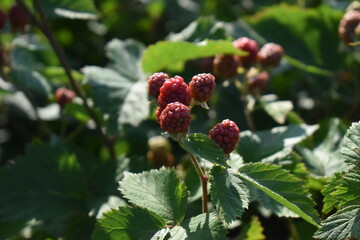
259,95,293,125
340,121,360,168
314,205,360,240
237,216,265,240
0,143,86,234
83,39,149,135
41,0,98,19
322,170,360,213
169,213,228,240
8,68,51,107
92,206,166,240
297,118,349,177
119,167,188,224
237,124,318,163
183,133,228,167
238,163,320,226
142,40,246,73
209,166,250,224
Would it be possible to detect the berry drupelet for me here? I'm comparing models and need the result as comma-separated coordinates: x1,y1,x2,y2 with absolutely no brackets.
209,119,240,154
158,76,192,109
189,73,216,102
159,102,191,133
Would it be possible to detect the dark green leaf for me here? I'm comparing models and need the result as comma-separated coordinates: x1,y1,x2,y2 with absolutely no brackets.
314,205,360,240
209,166,250,224
340,121,360,168
41,0,98,19
0,143,86,234
236,216,265,240
169,213,228,240
237,124,318,163
119,167,188,224
142,40,246,73
92,206,166,240
238,163,320,226
183,133,228,167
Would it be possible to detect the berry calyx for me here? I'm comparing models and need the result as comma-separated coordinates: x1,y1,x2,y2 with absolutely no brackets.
338,10,360,43
233,37,258,68
158,76,191,109
246,68,270,94
55,87,76,108
189,73,216,102
159,102,191,133
257,43,284,67
148,72,169,99
0,9,6,30
209,119,240,154
8,4,30,30
213,54,239,78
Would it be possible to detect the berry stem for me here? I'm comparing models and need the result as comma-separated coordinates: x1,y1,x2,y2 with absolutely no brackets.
188,153,208,213
17,0,117,160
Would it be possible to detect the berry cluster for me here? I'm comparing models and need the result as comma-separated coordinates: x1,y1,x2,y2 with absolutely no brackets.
148,72,240,154
213,37,284,95
0,3,30,31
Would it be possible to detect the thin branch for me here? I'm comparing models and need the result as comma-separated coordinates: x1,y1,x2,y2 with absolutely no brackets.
189,153,208,213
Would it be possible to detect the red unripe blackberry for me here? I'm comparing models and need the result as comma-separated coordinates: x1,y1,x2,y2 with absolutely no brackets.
189,73,216,102
247,69,270,94
257,43,284,67
213,54,239,78
55,87,76,108
8,4,30,30
233,37,258,68
148,72,169,99
158,76,191,109
159,102,191,133
0,9,6,29
209,119,240,154
338,11,360,43
155,106,164,123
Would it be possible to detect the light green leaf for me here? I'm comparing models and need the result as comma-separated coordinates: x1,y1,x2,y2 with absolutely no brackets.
297,118,349,177
119,168,188,224
0,143,86,234
237,216,265,240
322,170,360,213
92,206,166,240
209,166,250,224
182,133,228,167
151,228,170,240
259,95,293,125
41,0,98,19
142,40,246,73
238,163,320,226
83,39,149,135
340,121,360,168
169,213,228,240
314,205,360,240
237,124,318,163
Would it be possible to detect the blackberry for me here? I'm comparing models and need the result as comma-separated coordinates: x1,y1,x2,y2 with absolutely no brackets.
8,4,30,30
209,119,240,154
158,76,191,109
159,102,191,133
213,54,239,78
55,87,76,108
257,43,284,67
339,11,360,43
247,68,270,94
233,37,258,68
0,9,6,29
148,72,169,99
155,106,164,123
189,73,216,102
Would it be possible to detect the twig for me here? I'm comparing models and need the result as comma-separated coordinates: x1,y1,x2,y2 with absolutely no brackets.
189,153,208,213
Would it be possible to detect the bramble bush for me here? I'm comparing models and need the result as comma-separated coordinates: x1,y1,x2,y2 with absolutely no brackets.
0,0,360,239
